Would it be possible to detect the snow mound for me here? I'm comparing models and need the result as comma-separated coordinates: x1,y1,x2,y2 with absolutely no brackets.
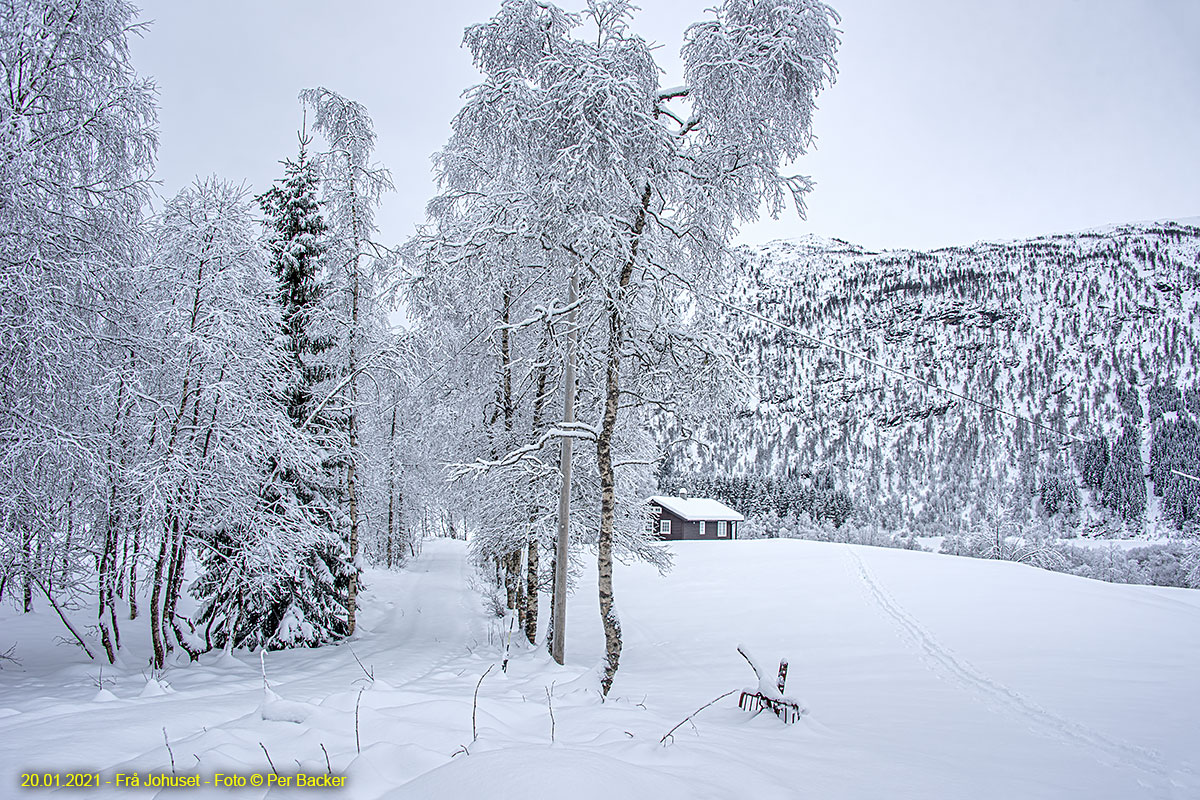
260,687,312,723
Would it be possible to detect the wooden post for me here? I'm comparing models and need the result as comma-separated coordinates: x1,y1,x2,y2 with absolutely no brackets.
550,266,579,666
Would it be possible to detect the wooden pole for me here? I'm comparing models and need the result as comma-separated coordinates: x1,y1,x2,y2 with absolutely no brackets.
550,266,579,665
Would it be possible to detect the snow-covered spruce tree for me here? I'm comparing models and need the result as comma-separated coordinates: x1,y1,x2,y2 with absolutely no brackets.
196,132,354,651
300,87,396,635
136,179,332,665
422,0,838,694
0,0,155,651
258,131,337,430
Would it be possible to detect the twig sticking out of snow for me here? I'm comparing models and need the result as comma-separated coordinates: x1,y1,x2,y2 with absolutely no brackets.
546,682,556,743
259,742,277,777
660,690,739,746
472,664,494,742
320,743,331,774
162,728,176,775
355,689,364,754
349,645,374,684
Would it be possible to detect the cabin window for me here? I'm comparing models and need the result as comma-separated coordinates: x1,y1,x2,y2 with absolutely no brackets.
717,521,728,538
659,519,670,536
698,521,706,536
649,504,662,516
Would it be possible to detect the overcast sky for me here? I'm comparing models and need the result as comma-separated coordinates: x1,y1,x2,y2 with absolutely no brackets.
129,0,1200,253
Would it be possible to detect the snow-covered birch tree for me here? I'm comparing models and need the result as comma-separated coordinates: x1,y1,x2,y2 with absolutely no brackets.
0,0,155,640
416,0,839,694
301,87,395,635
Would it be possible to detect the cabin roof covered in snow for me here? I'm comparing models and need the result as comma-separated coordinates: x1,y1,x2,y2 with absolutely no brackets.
649,495,745,522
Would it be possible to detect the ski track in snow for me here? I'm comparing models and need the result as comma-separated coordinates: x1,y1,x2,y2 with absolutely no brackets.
843,545,1194,797
288,542,479,694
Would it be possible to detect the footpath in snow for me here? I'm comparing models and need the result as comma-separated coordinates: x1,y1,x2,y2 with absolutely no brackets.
2,537,1199,799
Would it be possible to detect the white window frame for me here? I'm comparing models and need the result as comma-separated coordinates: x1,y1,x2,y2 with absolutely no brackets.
698,521,707,536
717,520,728,538
649,504,662,516
659,519,671,537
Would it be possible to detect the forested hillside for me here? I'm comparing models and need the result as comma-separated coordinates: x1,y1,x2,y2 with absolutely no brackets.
663,222,1200,539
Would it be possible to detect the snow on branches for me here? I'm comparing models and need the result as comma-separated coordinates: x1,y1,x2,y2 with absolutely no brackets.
412,0,839,693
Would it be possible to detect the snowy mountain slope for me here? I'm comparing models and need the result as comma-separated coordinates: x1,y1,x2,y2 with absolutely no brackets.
667,220,1200,536
3,538,1198,799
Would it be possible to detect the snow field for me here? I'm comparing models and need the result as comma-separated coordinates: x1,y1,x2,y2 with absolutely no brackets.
2,537,1198,799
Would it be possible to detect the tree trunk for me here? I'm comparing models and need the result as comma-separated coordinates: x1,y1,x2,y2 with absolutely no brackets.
386,405,398,569
596,330,623,696
345,167,363,637
164,371,219,657
150,253,203,665
98,513,118,664
60,494,74,594
128,516,141,621
596,182,652,696
347,442,359,635
35,513,47,596
524,538,539,645
504,549,520,611
116,505,127,601
99,368,128,660
524,328,550,646
545,556,556,658
128,417,154,622
149,521,171,669
166,510,204,662
98,491,123,662
162,511,188,655
21,527,32,613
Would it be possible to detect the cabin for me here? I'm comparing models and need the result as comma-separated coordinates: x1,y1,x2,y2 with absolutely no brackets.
649,492,744,541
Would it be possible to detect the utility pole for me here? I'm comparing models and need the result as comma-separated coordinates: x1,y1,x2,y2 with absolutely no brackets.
551,266,579,665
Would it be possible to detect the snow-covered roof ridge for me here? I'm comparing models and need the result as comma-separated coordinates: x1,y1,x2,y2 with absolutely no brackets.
649,495,745,521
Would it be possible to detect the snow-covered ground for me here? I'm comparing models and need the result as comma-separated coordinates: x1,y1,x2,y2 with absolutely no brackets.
2,538,1198,799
